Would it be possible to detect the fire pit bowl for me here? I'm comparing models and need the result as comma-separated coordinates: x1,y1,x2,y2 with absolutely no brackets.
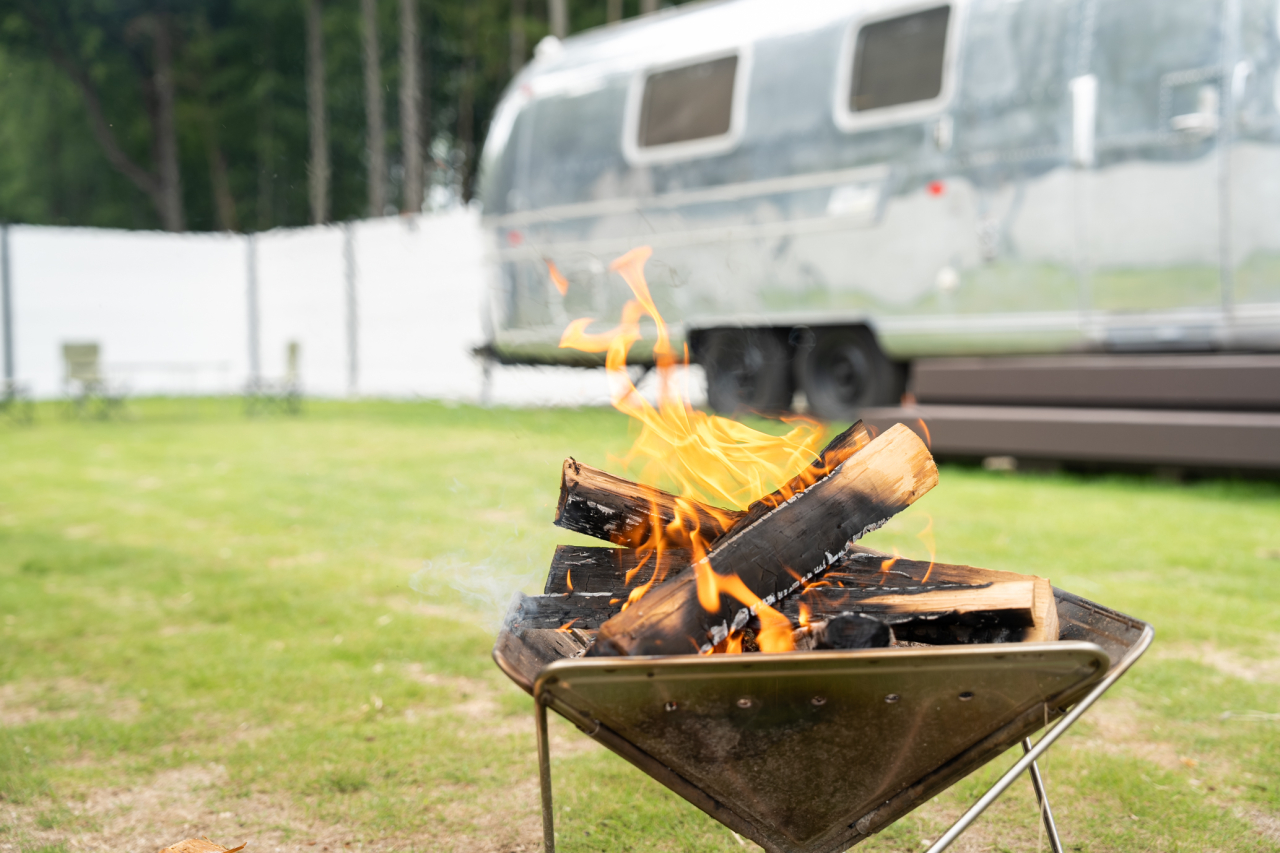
494,585,1152,853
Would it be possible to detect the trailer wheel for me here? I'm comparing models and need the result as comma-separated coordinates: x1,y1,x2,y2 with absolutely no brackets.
796,327,896,421
701,329,793,416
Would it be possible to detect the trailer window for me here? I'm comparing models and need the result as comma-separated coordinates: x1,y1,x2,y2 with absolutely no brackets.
850,6,950,112
638,55,738,147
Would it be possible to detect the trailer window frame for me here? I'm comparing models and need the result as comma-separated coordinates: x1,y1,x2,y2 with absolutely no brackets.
623,45,753,166
833,2,959,134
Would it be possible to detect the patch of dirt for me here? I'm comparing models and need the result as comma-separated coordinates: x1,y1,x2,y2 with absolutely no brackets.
0,762,546,853
1156,642,1280,684
0,678,139,727
1246,809,1280,844
1069,696,1184,771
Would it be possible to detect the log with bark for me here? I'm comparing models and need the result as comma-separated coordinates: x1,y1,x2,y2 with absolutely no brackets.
587,423,938,656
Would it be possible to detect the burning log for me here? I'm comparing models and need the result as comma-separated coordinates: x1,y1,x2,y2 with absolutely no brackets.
554,458,739,547
587,423,938,656
812,549,1060,643
793,613,891,650
543,545,691,595
552,421,873,549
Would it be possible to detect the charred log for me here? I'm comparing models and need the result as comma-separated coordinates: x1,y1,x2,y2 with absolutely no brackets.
793,614,892,650
552,421,872,549
544,545,692,595
588,424,938,656
554,458,740,547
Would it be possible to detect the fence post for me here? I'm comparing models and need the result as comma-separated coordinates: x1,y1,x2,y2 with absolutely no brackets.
246,233,261,386
1,224,12,387
343,222,358,397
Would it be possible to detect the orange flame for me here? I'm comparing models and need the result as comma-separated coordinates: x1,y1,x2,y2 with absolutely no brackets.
692,566,795,653
915,418,932,449
547,260,569,296
555,618,579,633
560,246,838,651
565,566,573,594
559,246,826,512
917,514,937,582
878,546,901,585
798,601,812,628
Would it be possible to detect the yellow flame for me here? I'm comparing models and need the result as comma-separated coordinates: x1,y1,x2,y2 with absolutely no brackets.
558,246,826,512
918,514,937,582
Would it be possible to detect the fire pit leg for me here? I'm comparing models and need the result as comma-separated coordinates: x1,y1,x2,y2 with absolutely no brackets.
1022,738,1064,853
925,624,1154,853
535,698,556,853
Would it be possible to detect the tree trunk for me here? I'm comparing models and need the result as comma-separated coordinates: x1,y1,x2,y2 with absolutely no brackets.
458,61,474,202
509,0,526,75
607,0,622,24
206,133,239,232
399,0,423,214
548,0,568,38
361,0,388,217
151,14,184,231
640,0,659,14
306,0,330,225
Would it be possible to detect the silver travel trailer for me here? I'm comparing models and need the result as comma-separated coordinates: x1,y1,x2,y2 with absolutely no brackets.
478,0,1280,421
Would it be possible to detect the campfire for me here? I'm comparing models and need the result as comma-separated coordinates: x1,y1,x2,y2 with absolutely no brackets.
492,247,1153,853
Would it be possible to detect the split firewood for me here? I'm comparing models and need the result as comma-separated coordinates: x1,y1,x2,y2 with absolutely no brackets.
812,550,1060,642
587,423,938,656
553,421,873,549
543,545,692,595
554,458,740,547
792,614,891,650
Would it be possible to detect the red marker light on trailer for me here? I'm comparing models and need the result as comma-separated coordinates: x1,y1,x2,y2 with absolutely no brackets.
507,230,523,246
927,181,945,196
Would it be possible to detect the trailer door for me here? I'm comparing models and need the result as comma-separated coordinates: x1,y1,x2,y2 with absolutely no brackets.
1075,0,1225,345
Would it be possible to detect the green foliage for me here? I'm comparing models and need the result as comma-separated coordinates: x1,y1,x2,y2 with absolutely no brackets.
0,399,1276,851
0,1,691,232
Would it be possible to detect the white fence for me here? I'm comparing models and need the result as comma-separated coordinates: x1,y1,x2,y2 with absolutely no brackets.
0,209,638,407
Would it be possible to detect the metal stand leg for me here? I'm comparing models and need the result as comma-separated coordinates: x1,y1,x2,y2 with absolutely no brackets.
535,698,556,853
1023,737,1064,853
926,626,1153,853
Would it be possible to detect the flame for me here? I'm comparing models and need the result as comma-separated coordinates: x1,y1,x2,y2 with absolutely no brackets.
555,618,579,633
558,246,826,512
547,259,569,296
798,601,812,628
565,566,573,594
915,418,932,449
693,566,795,653
917,514,936,582
560,246,837,652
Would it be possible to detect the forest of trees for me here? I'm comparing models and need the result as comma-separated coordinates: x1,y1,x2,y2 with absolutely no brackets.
0,0,679,233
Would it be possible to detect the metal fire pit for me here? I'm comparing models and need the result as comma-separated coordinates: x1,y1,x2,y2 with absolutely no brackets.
494,586,1152,853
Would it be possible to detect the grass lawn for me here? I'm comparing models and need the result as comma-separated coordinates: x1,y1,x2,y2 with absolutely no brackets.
1,398,1278,853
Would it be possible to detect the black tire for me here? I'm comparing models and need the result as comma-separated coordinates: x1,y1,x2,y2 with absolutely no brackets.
795,326,897,421
701,329,794,416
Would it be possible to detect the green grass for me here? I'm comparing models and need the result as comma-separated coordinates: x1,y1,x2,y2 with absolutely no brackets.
1,398,1278,852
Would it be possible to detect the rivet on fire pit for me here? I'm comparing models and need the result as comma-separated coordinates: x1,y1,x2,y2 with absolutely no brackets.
811,696,826,706
959,691,975,701
885,693,901,704
736,697,753,709
664,701,678,712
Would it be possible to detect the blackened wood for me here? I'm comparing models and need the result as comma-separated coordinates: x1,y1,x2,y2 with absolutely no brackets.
551,421,871,549
792,614,891,650
509,591,625,630
589,423,939,656
544,545,693,595
734,420,873,529
554,458,741,547
819,551,1059,641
